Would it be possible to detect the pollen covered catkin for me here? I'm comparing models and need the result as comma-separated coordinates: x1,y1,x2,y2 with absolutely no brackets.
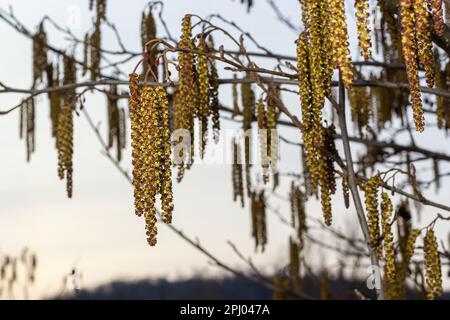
400,0,425,132
129,74,174,246
381,192,395,281
232,138,245,207
328,0,354,87
424,229,443,299
413,0,435,88
355,0,372,60
364,175,382,257
196,41,210,158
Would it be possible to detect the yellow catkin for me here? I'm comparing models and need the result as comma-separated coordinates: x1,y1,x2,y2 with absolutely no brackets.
328,0,354,87
56,57,76,198
364,175,382,257
400,0,425,132
129,73,145,217
156,86,174,224
355,0,372,60
413,0,435,88
176,15,196,178
196,41,210,158
381,192,395,281
424,229,443,300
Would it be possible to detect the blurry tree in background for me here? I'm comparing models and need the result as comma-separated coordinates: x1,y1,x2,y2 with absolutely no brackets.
1,0,450,300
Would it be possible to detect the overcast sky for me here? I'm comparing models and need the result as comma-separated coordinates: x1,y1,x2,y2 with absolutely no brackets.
0,0,449,299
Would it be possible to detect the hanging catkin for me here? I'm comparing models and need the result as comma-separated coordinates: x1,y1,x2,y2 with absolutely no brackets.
176,15,196,180
413,0,435,88
256,99,269,184
232,138,245,207
32,22,48,86
196,40,210,158
232,75,241,117
381,192,395,281
106,85,126,162
207,36,220,142
364,175,383,257
289,238,300,293
56,57,76,198
355,0,372,60
349,86,370,136
328,0,354,87
250,191,267,252
141,9,158,78
290,182,307,249
129,79,174,246
424,229,443,300
400,0,425,132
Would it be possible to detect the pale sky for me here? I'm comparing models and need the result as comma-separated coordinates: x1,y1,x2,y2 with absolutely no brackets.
0,0,449,299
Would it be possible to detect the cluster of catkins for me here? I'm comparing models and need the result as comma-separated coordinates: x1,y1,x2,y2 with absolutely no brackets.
297,0,358,225
399,0,444,132
173,15,220,181
129,74,173,246
364,176,443,300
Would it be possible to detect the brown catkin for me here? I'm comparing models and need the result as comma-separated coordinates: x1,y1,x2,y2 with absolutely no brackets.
355,0,372,60
207,36,220,142
381,192,396,281
364,175,382,257
32,22,48,86
289,238,300,293
232,139,245,207
413,0,435,88
400,0,425,132
290,182,307,249
141,10,158,78
250,191,267,251
429,0,445,36
424,229,443,299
